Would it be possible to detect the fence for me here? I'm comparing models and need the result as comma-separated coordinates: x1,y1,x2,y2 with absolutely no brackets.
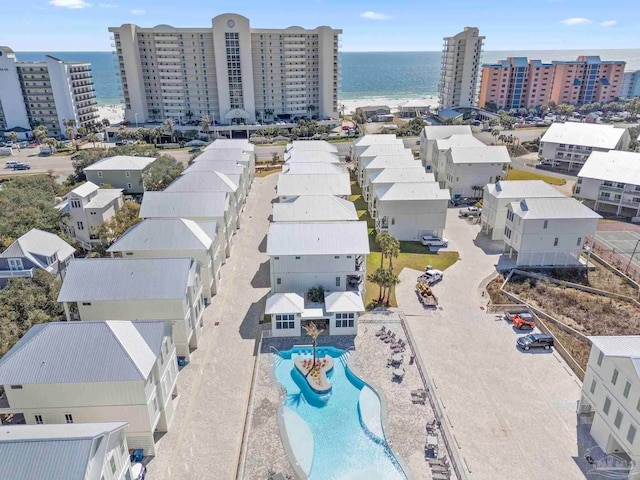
587,236,640,287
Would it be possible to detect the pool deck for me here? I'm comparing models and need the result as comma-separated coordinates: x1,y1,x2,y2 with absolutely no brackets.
242,320,439,480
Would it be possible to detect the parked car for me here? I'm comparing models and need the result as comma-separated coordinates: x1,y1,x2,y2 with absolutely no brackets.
421,235,448,248
188,147,201,153
517,333,554,350
506,311,536,330
5,161,18,168
13,162,31,170
459,206,481,218
418,269,443,285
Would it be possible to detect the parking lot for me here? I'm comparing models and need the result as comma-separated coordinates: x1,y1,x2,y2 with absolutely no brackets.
396,210,587,479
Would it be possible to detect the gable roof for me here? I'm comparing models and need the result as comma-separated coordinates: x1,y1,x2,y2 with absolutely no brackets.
434,133,484,150
369,167,435,184
265,293,305,314
577,151,640,185
375,182,451,201
276,173,351,197
422,125,472,141
283,163,345,175
194,221,219,244
359,144,407,158
196,149,245,162
286,140,338,153
83,155,156,171
69,181,99,198
0,321,166,384
353,134,401,146
108,218,212,253
183,160,245,176
204,138,253,151
486,180,565,199
0,229,75,266
139,191,229,219
324,291,365,313
267,221,370,255
363,156,420,170
588,336,640,357
448,145,512,164
284,151,340,164
165,171,238,193
57,257,193,302
85,189,123,209
0,422,128,480
510,197,601,220
540,122,628,149
272,195,358,222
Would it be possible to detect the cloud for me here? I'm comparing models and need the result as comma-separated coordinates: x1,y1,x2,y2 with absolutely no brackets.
600,20,617,27
49,0,91,8
99,2,117,7
561,17,592,25
360,11,390,20
130,8,145,15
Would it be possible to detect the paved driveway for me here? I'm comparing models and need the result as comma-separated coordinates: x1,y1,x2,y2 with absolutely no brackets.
146,173,277,479
396,209,586,479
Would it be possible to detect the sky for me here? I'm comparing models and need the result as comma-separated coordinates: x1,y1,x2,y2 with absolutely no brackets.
2,0,639,52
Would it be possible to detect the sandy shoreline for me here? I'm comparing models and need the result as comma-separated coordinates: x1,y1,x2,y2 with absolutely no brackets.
97,96,439,124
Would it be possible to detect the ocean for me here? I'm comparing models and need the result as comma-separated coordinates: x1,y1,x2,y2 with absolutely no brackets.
16,49,640,105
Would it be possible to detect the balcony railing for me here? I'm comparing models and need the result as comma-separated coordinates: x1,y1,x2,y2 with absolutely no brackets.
0,268,36,279
599,185,624,193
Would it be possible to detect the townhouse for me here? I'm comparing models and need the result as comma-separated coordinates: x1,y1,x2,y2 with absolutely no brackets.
273,195,358,223
0,320,178,455
482,180,565,241
266,221,369,337
199,138,256,180
539,123,631,172
351,134,404,167
367,167,435,210
579,336,640,473
431,133,485,182
283,162,345,175
503,197,601,267
576,151,640,217
444,145,511,198
0,229,75,286
285,140,338,154
419,125,472,172
356,143,410,184
0,422,132,480
55,181,123,250
108,218,222,300
57,257,204,362
276,173,351,201
284,150,340,164
83,155,157,195
182,160,249,205
361,155,422,201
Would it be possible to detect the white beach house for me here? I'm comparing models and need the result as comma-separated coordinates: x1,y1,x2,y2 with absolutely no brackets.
276,173,351,201
356,144,411,184
419,125,472,172
0,320,178,456
57,257,204,362
431,133,485,182
444,145,511,198
367,167,436,209
272,195,358,223
361,156,424,201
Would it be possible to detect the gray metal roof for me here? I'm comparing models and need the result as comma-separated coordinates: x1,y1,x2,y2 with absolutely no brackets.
0,422,128,480
108,218,212,253
165,171,238,193
85,189,123,209
277,173,351,197
577,151,640,185
196,149,245,161
139,191,229,219
0,321,166,384
375,182,450,201
422,125,472,141
369,167,435,184
83,155,156,171
540,123,627,149
0,229,75,267
324,291,365,313
272,195,358,222
588,336,640,357
486,180,565,199
510,197,601,220
449,145,512,165
267,221,370,255
58,257,193,301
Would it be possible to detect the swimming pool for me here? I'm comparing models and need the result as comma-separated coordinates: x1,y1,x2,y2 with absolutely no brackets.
274,346,407,480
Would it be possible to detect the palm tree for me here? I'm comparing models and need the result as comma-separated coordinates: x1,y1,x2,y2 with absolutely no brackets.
164,118,175,143
86,133,100,148
302,321,324,370
382,271,400,306
376,231,393,268
490,128,500,144
384,236,401,271
152,126,164,146
33,125,48,144
199,115,211,138
367,268,386,304
264,108,274,121
306,104,317,120
7,131,19,146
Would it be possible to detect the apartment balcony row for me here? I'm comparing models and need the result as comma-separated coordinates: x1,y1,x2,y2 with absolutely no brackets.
597,195,640,208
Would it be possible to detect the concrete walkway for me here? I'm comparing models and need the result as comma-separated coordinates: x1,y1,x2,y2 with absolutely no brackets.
396,209,587,479
146,173,277,479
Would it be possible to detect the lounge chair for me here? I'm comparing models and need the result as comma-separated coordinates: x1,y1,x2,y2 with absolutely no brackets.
431,473,450,480
379,331,393,341
428,456,448,467
431,464,450,474
392,368,405,381
375,326,387,337
411,395,426,405
383,333,397,344
412,389,427,398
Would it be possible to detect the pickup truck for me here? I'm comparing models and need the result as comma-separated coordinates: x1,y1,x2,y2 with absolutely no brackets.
421,235,448,248
417,269,443,286
506,310,535,330
459,206,481,218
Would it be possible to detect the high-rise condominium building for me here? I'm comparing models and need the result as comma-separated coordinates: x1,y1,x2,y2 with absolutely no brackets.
109,14,341,126
621,71,640,99
0,47,98,138
478,56,625,110
438,27,484,109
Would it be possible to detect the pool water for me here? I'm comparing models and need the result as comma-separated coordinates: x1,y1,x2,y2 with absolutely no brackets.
274,346,406,480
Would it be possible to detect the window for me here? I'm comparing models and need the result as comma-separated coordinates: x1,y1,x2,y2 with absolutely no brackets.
97,171,103,178
577,237,582,246
127,183,133,189
614,409,624,429
628,425,637,444
35,415,43,424
624,381,632,398
77,221,84,230
276,278,281,285
336,276,340,287
603,396,612,415
334,255,340,259
612,369,619,385
543,220,548,229
275,314,295,329
82,302,91,306
110,457,117,474
295,256,301,260
597,351,604,366
10,385,22,390
65,414,73,424
506,210,514,222
590,379,597,394
553,237,559,247
125,171,131,177
153,395,159,412
70,199,82,208
335,313,355,328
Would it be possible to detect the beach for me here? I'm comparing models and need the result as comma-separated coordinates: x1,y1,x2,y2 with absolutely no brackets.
340,96,439,115
97,103,125,125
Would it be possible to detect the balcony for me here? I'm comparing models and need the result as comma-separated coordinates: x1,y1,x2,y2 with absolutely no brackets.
0,268,36,279
599,185,624,193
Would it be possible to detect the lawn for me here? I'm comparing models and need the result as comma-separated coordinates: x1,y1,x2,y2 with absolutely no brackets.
349,180,460,307
506,168,566,185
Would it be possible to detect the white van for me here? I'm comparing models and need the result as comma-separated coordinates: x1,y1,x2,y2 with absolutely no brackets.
5,161,18,168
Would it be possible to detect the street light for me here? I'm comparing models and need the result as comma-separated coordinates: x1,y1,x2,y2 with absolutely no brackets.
626,238,640,274
134,113,139,129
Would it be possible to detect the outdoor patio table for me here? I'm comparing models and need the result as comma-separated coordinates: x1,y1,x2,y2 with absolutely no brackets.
392,353,403,363
393,368,405,377
426,435,438,447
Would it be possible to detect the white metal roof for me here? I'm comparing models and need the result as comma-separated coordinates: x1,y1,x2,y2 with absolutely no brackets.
69,181,99,197
165,171,239,193
353,134,402,146
139,191,229,218
272,195,358,222
363,156,421,170
0,229,75,265
422,125,472,141
434,133,484,150
284,163,345,175
196,149,245,162
286,140,338,153
324,291,365,313
540,122,627,149
183,160,246,176
285,151,340,163
267,221,370,255
359,143,407,158
276,173,351,197
588,336,640,357
265,293,305,314
85,189,123,209
449,145,512,165
577,151,640,185
204,138,253,151
58,257,193,301
510,197,601,220
83,155,156,171
369,167,435,184
108,218,212,253
375,182,451,201
486,180,565,199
